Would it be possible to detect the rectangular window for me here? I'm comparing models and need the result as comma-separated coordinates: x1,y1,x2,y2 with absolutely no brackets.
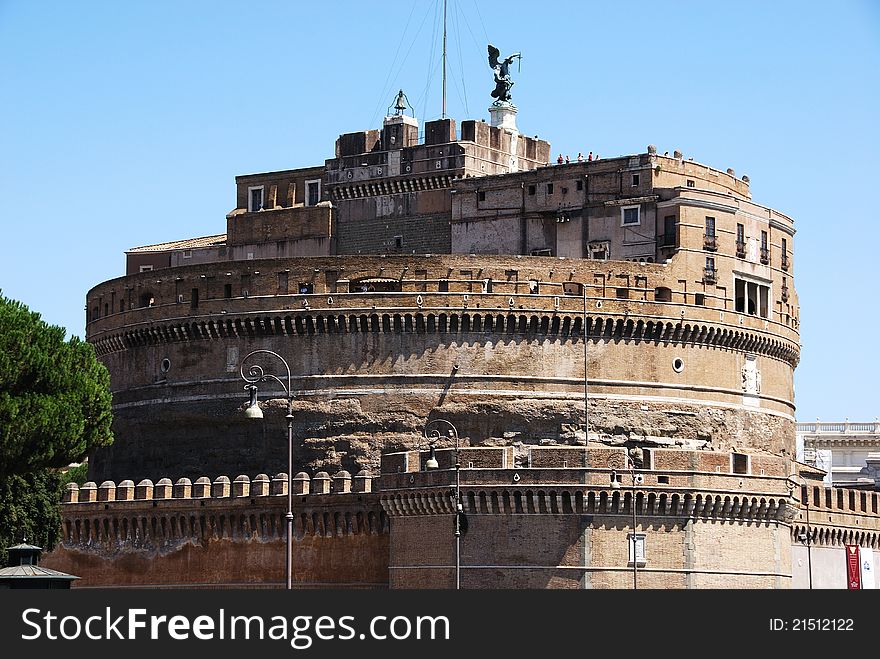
240,274,251,297
734,276,770,318
761,230,768,250
616,287,629,299
528,279,539,294
305,179,321,206
732,453,749,475
546,183,554,195
477,191,486,201
182,249,192,259
706,256,715,271
190,288,199,309
621,206,640,226
631,173,639,187
248,186,264,212
277,271,289,293
686,179,695,187
760,230,770,264
661,215,676,247
438,279,449,292
705,216,715,237
737,223,745,242
694,293,705,306
563,282,583,296
139,265,153,273
224,283,232,299
528,184,536,195
576,180,583,191
394,235,403,249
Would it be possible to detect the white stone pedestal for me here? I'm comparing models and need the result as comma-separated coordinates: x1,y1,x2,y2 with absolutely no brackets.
489,103,518,131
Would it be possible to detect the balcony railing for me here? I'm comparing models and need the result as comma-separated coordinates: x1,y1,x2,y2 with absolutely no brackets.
657,233,676,248
703,267,717,284
703,234,717,251
760,247,770,265
735,240,746,259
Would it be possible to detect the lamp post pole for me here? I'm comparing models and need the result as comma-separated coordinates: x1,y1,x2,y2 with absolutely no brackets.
240,349,294,590
805,495,813,590
788,474,813,590
424,418,461,589
611,456,639,590
628,459,637,591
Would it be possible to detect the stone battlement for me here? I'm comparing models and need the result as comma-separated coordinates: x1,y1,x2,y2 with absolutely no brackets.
63,470,374,504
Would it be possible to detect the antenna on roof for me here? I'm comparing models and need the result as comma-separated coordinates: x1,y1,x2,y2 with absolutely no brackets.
442,0,447,118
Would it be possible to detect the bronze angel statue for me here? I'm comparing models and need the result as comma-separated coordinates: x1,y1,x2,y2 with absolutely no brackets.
488,44,521,104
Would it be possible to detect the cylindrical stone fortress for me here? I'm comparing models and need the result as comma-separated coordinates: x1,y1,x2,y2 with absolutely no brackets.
86,250,799,483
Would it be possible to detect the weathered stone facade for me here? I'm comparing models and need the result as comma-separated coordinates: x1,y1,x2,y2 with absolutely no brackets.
70,108,871,589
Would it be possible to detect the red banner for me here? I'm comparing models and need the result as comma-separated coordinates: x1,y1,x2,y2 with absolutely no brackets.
846,544,862,590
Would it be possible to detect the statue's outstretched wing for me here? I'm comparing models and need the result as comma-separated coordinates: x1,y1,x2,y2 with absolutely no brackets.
488,44,500,69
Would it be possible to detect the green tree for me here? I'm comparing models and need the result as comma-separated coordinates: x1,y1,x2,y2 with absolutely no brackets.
0,292,113,556
0,292,113,476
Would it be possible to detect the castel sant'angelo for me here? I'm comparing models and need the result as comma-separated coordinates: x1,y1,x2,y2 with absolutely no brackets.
42,44,880,590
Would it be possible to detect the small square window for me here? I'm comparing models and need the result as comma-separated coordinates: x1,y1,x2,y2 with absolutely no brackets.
299,283,314,294
686,179,695,187
438,280,449,292
547,183,554,195
694,293,705,306
477,191,486,201
139,265,153,273
182,249,192,259
394,235,403,249
732,453,749,475
622,206,640,225
528,185,536,195
632,173,639,187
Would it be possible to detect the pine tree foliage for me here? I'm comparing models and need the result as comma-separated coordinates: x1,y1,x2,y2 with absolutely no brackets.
0,292,113,477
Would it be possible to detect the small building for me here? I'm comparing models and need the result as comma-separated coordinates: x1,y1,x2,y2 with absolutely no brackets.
0,540,79,589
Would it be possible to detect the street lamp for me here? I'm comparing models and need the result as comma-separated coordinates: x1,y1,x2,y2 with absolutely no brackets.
424,418,462,589
610,455,642,590
240,349,295,590
787,473,813,589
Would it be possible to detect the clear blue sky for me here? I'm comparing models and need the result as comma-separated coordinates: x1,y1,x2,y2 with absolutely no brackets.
1,1,878,421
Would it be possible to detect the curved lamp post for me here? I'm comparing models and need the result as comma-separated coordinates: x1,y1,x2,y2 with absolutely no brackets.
424,418,461,590
610,455,641,590
787,473,813,589
240,349,294,590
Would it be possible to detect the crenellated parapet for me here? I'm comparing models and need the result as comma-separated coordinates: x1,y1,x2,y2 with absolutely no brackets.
59,470,385,552
378,445,795,524
790,483,880,549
